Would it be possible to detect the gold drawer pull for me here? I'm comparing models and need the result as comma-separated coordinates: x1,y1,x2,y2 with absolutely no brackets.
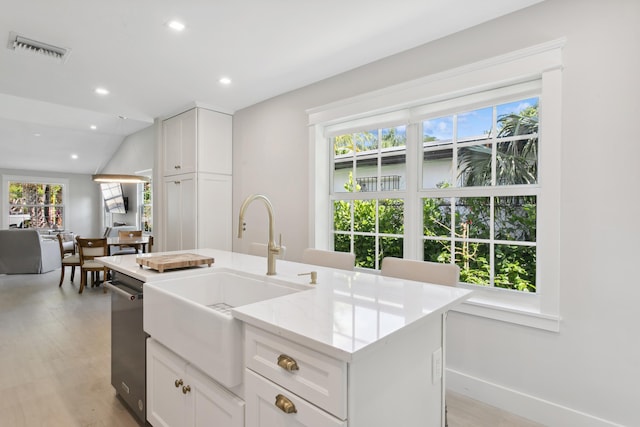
175,379,183,388
182,385,191,394
277,354,299,371
275,394,297,414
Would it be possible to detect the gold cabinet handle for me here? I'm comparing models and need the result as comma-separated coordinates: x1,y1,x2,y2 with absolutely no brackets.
277,354,299,371
175,379,183,388
182,385,191,394
174,165,181,169
275,394,297,414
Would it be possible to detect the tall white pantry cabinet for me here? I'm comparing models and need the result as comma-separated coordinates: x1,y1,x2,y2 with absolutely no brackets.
162,107,232,251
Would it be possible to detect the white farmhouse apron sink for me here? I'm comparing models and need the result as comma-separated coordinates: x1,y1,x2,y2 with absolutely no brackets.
143,269,310,388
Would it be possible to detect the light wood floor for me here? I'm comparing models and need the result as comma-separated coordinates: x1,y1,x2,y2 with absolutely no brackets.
0,270,544,427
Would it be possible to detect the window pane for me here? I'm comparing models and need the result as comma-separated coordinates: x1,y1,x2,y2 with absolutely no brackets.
456,241,490,286
333,200,352,232
457,107,493,142
455,197,490,239
422,146,453,189
379,237,403,263
496,139,538,185
494,244,536,292
355,157,376,192
458,144,492,187
497,98,538,136
423,197,451,237
354,235,375,268
334,233,351,253
378,199,403,235
495,196,537,241
423,239,452,263
423,116,453,146
353,200,376,233
333,165,353,193
381,126,406,149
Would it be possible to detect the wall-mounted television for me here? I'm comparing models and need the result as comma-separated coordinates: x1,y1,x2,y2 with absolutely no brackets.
100,183,128,214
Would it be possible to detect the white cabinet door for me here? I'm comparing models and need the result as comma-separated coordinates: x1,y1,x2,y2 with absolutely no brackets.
187,364,244,427
245,370,346,427
164,174,196,251
147,339,187,427
197,173,232,250
163,108,197,176
197,108,232,175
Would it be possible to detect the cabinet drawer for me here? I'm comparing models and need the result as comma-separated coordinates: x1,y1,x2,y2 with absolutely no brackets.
245,325,347,420
245,369,346,427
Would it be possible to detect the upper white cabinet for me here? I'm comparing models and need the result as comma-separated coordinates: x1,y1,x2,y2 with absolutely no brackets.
162,107,232,177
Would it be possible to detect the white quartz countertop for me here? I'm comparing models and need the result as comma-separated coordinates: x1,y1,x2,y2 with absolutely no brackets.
98,249,472,362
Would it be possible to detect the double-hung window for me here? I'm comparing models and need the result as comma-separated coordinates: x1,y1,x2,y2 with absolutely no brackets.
4,175,67,230
309,41,563,330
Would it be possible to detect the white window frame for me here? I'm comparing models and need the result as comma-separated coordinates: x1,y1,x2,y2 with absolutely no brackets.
2,174,69,230
307,39,564,331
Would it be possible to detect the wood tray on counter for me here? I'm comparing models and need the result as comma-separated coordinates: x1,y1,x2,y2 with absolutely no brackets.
135,253,214,273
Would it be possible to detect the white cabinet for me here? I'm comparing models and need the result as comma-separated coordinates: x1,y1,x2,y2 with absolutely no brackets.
163,173,232,251
162,108,232,176
244,326,347,426
245,370,346,427
161,107,232,251
244,316,446,427
164,174,196,251
147,338,244,427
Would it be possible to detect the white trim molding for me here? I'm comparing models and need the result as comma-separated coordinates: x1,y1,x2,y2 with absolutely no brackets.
447,369,625,427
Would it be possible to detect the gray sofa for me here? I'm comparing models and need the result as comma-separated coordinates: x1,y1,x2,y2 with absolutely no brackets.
0,229,59,274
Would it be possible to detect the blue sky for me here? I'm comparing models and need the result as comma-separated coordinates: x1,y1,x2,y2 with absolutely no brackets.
423,97,538,141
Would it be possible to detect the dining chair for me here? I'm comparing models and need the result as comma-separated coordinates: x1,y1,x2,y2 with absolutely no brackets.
247,242,287,259
111,230,143,255
57,233,80,287
76,237,109,294
380,257,459,286
301,248,355,271
380,256,459,427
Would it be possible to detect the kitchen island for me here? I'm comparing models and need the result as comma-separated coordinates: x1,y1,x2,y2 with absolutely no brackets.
98,249,472,427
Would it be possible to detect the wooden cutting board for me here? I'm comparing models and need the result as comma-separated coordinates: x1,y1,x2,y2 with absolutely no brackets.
136,253,214,273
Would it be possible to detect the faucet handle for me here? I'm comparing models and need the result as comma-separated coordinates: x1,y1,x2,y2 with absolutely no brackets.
298,271,317,285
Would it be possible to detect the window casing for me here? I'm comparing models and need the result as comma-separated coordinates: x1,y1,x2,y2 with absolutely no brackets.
309,40,563,331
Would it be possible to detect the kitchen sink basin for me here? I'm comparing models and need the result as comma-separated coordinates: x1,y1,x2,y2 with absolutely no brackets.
143,270,310,388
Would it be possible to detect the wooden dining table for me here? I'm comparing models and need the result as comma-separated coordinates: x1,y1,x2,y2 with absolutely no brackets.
106,235,152,254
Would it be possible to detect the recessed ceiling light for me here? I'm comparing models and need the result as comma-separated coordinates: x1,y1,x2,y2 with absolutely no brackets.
90,125,97,130
219,77,232,85
33,133,41,137
95,87,109,95
167,20,185,31
71,154,78,160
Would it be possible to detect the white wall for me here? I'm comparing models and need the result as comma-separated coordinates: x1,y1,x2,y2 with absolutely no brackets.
232,0,640,425
100,125,154,229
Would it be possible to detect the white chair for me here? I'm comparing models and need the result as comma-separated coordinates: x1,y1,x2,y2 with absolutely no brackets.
380,257,459,286
301,248,355,271
247,242,286,259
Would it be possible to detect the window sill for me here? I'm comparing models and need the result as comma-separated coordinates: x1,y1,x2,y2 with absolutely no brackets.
452,290,560,332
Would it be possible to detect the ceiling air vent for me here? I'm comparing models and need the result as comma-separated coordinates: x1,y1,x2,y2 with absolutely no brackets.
7,31,71,63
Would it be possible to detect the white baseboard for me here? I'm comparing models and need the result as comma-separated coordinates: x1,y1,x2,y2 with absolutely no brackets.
446,369,624,427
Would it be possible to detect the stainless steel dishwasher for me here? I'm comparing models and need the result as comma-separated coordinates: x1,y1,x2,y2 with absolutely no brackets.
105,271,147,425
